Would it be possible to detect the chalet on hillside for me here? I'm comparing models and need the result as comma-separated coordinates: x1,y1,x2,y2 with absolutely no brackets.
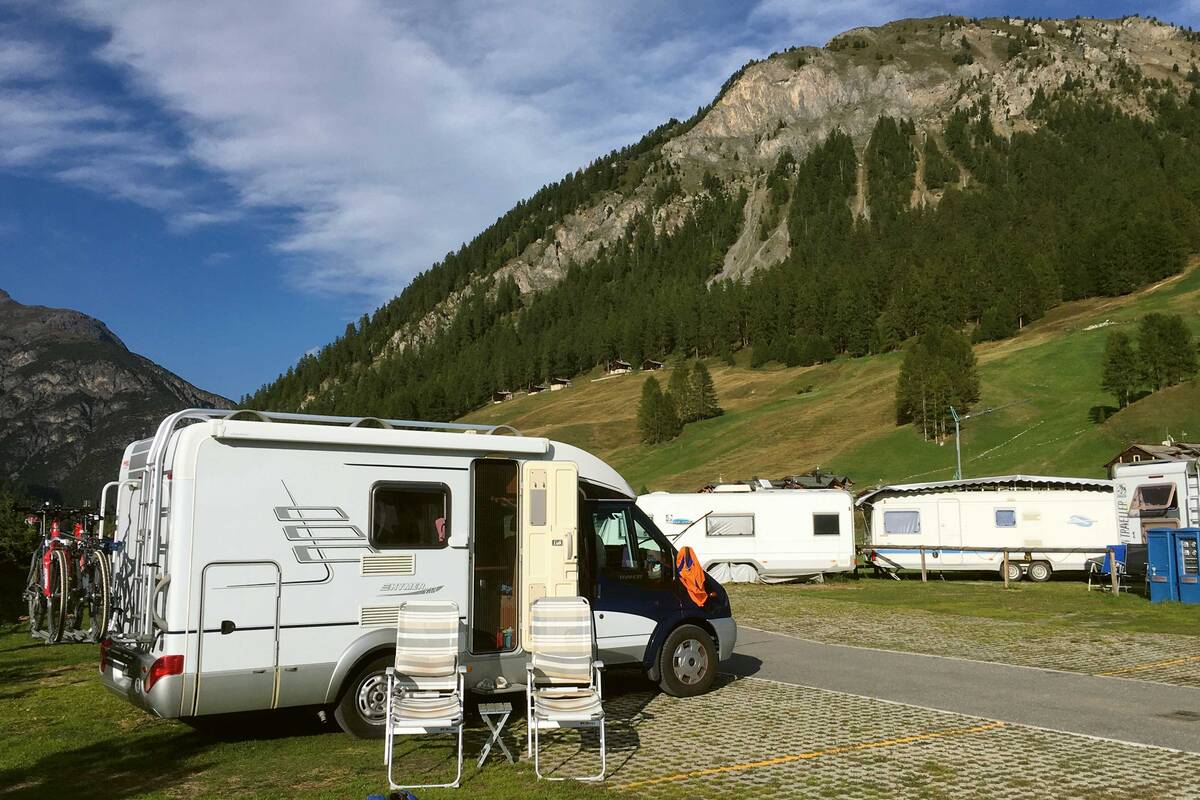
549,377,571,391
527,383,547,395
606,359,632,375
1106,441,1200,475
641,359,664,371
491,390,513,404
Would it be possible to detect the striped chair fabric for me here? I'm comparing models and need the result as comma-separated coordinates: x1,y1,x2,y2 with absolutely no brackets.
394,601,460,693
529,596,595,686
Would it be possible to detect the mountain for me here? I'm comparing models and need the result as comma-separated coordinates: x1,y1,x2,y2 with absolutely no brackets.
0,290,231,504
247,16,1200,435
461,260,1200,491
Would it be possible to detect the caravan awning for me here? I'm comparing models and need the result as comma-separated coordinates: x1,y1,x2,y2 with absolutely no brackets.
856,474,1115,506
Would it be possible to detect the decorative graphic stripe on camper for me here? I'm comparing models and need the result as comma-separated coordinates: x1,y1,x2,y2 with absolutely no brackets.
361,553,416,577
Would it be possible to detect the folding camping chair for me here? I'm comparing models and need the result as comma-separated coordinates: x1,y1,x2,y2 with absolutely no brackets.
525,596,606,781
1087,545,1128,593
384,601,466,791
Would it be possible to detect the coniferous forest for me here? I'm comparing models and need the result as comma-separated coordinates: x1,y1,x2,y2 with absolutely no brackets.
246,84,1200,426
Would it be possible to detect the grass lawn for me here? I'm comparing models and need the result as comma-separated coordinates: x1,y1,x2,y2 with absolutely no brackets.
728,578,1200,636
0,626,610,800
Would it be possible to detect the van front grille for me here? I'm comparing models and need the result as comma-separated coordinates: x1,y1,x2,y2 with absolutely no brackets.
359,605,400,628
361,553,415,577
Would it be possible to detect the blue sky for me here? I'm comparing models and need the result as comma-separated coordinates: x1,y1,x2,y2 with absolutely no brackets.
1,1,1197,400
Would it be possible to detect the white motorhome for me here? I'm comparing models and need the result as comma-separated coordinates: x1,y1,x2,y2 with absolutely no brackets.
98,409,736,737
636,486,856,583
1112,459,1200,542
857,475,1119,581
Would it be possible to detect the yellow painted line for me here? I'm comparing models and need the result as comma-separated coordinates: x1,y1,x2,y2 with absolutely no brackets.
1096,655,1200,677
617,721,1005,790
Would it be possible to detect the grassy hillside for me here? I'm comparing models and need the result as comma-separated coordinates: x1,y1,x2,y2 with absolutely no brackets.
464,259,1200,492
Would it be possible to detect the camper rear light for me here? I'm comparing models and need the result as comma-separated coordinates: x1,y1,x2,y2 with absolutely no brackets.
99,638,112,672
144,654,184,692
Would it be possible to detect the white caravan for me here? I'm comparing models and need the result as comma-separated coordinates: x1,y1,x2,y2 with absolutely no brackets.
636,487,856,583
1112,459,1200,542
857,475,1119,581
98,409,736,737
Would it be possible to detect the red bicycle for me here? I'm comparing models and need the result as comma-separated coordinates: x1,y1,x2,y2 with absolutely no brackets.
23,513,112,644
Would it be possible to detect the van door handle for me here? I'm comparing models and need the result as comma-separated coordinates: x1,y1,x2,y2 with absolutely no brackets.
220,620,236,635
252,669,267,674
283,667,298,672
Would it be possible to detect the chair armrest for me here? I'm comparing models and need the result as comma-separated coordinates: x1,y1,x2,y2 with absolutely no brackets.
593,660,605,671
456,665,468,674
385,666,396,677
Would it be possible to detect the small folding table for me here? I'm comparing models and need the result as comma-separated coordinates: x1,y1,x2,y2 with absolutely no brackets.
477,702,514,767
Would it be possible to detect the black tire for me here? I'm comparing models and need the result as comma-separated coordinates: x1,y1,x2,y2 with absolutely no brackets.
81,551,111,642
1027,561,1052,583
657,624,717,697
333,653,392,738
46,548,69,644
1001,561,1023,583
27,551,46,635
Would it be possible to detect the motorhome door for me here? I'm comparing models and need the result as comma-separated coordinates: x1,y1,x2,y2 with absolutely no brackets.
520,461,579,643
937,499,963,566
196,562,281,715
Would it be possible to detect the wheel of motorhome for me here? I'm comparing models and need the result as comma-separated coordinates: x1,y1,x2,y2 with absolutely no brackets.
1002,561,1023,583
81,550,111,641
45,548,68,644
334,653,392,738
1027,561,1052,583
659,624,716,697
25,551,45,635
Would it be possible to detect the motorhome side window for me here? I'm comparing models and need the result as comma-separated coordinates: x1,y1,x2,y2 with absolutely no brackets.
706,514,754,537
994,509,1017,527
812,513,840,536
370,483,449,549
883,510,920,534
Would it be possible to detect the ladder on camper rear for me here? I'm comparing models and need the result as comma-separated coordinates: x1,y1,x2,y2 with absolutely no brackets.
120,408,521,645
1187,464,1200,528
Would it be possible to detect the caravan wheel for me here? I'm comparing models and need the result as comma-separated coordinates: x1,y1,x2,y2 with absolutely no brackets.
1027,561,1053,583
1001,561,1023,583
333,653,391,739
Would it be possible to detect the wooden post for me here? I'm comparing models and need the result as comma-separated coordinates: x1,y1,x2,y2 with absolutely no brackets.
920,547,928,583
1109,547,1119,593
1002,550,1010,589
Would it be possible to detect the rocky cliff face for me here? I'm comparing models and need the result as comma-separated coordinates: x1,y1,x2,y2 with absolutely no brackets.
379,15,1197,356
0,289,231,503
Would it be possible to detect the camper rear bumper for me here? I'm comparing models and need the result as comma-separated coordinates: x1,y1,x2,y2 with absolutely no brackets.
100,642,184,719
711,616,737,661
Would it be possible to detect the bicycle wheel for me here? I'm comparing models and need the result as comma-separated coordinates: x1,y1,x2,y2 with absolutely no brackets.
46,548,69,644
82,550,111,642
26,550,46,635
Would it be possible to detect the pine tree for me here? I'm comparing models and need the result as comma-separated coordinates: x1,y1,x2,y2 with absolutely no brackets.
1101,331,1139,407
895,326,980,440
668,361,697,423
692,360,723,420
637,376,682,444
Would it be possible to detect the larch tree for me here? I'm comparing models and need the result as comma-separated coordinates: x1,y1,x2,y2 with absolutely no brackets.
1101,330,1139,407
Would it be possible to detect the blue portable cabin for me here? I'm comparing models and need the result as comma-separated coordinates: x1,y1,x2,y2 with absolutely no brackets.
1146,528,1200,604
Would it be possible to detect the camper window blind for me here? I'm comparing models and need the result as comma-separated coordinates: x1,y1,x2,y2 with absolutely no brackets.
882,510,920,534
706,514,754,537
370,483,450,549
812,513,840,536
994,509,1017,527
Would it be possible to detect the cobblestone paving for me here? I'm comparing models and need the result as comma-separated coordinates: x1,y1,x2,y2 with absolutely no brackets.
728,587,1200,687
522,675,1200,799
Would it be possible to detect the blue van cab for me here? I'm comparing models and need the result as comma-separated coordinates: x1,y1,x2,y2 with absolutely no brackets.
580,498,737,696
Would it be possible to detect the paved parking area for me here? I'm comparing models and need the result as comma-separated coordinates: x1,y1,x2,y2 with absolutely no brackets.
528,674,1200,799
729,587,1200,687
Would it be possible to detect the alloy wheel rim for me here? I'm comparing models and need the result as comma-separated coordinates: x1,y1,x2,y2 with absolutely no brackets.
672,638,709,685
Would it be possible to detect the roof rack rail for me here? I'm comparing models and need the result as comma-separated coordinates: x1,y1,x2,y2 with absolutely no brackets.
221,409,521,436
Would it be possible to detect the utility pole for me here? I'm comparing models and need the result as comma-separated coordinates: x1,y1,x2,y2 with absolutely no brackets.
950,406,962,480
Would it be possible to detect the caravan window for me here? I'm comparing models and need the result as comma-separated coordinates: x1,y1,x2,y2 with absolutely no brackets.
370,483,449,549
1130,484,1177,515
706,514,754,537
813,513,841,536
883,510,920,534
995,509,1017,528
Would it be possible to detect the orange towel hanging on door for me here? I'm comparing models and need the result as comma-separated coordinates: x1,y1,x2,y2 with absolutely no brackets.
676,546,710,607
